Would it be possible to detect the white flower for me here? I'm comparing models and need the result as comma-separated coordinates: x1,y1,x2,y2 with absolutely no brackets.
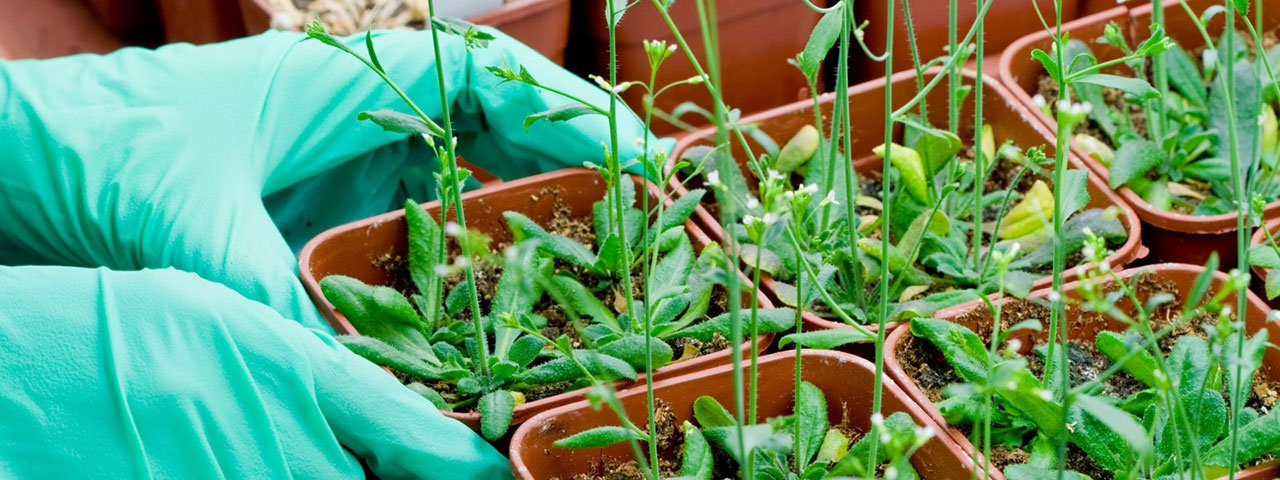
854,29,865,41
746,198,760,210
1057,99,1073,113
706,170,722,188
1268,310,1280,322
445,222,462,236
1075,265,1088,277
1082,245,1096,260
818,191,840,208
433,264,450,276
914,425,936,441
1008,242,1022,257
1082,227,1094,237
1007,381,1018,390
1047,290,1061,303
870,413,884,427
667,44,678,53
885,467,898,478
1098,260,1111,273
1038,389,1053,401
783,191,796,202
800,183,820,195
1222,306,1232,317
1007,338,1023,352
1032,94,1048,109
762,213,780,225
766,168,785,183
743,215,759,227
453,256,470,269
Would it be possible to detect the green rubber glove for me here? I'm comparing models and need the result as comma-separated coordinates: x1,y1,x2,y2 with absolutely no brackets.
0,265,512,479
0,28,668,331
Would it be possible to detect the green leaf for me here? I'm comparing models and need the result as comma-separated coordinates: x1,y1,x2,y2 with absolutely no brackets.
593,234,629,277
1096,331,1161,388
1250,243,1280,268
405,200,443,316
677,308,795,342
652,237,694,289
1226,331,1268,406
357,110,439,136
545,275,617,330
1109,139,1165,189
1157,388,1224,461
504,212,598,268
795,381,828,464
508,335,546,368
478,390,516,441
703,424,775,464
554,425,644,449
996,369,1064,438
407,382,451,411
1268,268,1280,300
779,329,875,349
654,189,706,236
1167,336,1211,401
338,335,441,379
524,104,603,131
1209,60,1261,168
830,412,918,477
799,7,842,79
1073,73,1160,99
597,335,675,371
1204,407,1280,472
1164,43,1207,105
520,351,637,385
1075,395,1153,468
1182,156,1233,183
739,244,785,276
909,318,990,383
678,422,714,480
1058,169,1092,219
320,276,438,361
693,396,736,428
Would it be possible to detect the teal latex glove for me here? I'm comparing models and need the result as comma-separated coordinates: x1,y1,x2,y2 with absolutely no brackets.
0,28,668,331
0,265,512,479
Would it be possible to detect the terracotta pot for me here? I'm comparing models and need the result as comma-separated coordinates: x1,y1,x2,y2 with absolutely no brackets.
574,0,823,135
885,263,1280,480
1249,219,1280,309
156,0,246,44
239,0,573,65
510,349,985,479
297,168,776,431
852,0,1081,85
999,0,1280,269
666,66,1145,350
82,0,161,38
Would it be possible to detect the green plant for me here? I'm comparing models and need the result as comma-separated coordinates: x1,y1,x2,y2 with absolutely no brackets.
911,234,1273,479
554,385,932,480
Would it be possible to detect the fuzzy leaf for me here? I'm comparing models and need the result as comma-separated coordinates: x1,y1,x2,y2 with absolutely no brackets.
597,335,675,371
693,396,736,428
1073,73,1159,99
1164,43,1207,105
1096,331,1161,388
524,104,602,131
358,110,436,135
679,422,713,480
830,412,918,477
779,329,875,349
1059,169,1092,219
910,318,990,383
1109,139,1165,189
1167,336,1211,401
652,236,694,289
338,335,441,379
321,276,436,362
507,335,546,368
656,189,706,235
795,381,828,464
1209,60,1261,168
996,369,1063,438
545,275,618,330
554,426,644,449
799,8,842,79
520,351,637,385
1071,395,1151,471
504,212,598,268
1204,407,1280,473
405,200,442,312
479,390,516,440
1157,388,1224,461
677,308,795,342
1250,243,1280,268
703,424,776,464
1269,268,1280,300
407,383,451,411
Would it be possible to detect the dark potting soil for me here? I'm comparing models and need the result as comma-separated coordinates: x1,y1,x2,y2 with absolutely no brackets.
899,271,1274,478
556,399,683,480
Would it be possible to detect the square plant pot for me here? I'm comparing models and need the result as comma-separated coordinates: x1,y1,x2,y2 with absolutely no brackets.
886,263,1280,479
575,0,824,135
665,66,1145,352
999,0,1280,269
297,168,776,433
239,0,573,65
509,349,986,479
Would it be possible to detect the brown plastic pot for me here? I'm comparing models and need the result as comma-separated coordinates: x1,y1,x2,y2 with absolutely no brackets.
885,263,1280,480
666,66,1146,349
156,0,247,44
576,0,823,135
239,0,573,65
1000,0,1280,269
852,0,1081,84
82,0,161,38
510,349,986,479
297,168,775,432
1249,219,1280,309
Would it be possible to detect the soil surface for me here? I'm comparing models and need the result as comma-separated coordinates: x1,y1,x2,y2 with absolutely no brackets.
899,271,1277,478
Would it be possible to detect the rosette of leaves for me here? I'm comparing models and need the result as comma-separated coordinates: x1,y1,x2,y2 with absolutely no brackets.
321,179,794,441
912,299,1279,478
1059,28,1280,214
684,122,1125,326
555,385,929,479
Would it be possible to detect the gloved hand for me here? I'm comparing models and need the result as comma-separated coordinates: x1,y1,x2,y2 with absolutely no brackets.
0,27,669,331
0,265,512,479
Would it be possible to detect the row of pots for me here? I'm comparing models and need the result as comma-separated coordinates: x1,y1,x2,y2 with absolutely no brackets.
297,166,1278,478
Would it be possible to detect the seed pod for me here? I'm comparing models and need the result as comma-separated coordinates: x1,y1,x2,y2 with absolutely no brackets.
775,124,821,173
